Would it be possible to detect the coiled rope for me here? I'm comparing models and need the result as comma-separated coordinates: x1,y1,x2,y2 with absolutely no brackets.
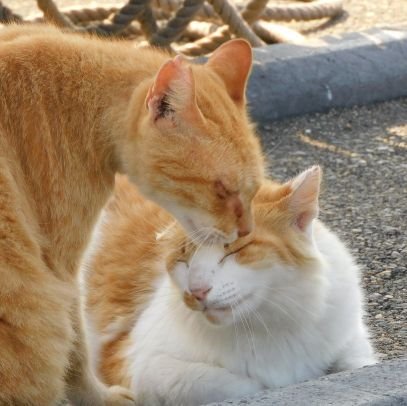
0,0,344,55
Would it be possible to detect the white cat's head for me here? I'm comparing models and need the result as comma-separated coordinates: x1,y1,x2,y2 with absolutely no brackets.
168,166,326,326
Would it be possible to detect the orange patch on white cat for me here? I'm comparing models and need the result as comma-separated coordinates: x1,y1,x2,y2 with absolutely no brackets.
99,332,132,389
84,168,376,406
85,172,322,383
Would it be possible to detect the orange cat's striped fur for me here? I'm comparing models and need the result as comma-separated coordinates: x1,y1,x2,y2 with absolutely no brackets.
0,25,263,405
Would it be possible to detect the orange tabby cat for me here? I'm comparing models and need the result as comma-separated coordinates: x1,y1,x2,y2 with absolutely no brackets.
0,25,263,405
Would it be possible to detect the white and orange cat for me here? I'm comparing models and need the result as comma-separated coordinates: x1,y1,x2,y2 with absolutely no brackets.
0,25,263,405
84,168,376,406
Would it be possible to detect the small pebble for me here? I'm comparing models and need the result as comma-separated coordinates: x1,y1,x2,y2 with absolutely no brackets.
376,270,392,278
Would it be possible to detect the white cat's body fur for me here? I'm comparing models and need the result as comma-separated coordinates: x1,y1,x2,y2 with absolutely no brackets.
87,221,375,406
84,168,376,405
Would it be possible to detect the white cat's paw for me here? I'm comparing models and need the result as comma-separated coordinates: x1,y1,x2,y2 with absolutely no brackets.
222,377,264,400
239,379,264,397
103,385,136,405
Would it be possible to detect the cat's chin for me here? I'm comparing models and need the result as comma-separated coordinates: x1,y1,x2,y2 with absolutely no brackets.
204,308,234,326
203,294,255,326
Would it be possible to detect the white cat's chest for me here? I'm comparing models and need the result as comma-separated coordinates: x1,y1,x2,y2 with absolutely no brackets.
126,279,335,390
217,324,331,388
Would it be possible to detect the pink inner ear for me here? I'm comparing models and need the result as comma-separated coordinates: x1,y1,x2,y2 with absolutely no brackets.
287,166,321,232
296,211,312,232
207,39,252,104
145,57,201,125
146,60,178,108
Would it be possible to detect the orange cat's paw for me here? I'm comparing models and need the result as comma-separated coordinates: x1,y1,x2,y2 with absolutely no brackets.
103,385,136,405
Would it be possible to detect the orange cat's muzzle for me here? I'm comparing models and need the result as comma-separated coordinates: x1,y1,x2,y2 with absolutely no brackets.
224,193,253,238
236,207,254,237
237,210,254,238
237,220,252,237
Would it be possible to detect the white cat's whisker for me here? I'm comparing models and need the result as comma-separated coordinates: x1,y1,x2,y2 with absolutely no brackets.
245,302,272,341
189,231,211,267
184,227,213,248
230,305,241,352
155,220,177,241
236,293,258,364
253,293,303,328
246,301,292,367
233,300,253,355
256,286,320,319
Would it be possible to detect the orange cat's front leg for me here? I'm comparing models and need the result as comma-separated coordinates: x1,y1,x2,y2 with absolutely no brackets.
65,297,136,406
0,167,75,406
0,275,74,405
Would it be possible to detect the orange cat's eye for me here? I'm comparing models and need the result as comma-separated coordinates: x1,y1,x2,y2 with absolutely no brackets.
214,180,229,199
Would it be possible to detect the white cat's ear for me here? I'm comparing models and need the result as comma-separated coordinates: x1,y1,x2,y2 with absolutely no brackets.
146,55,203,127
207,39,252,106
285,166,321,234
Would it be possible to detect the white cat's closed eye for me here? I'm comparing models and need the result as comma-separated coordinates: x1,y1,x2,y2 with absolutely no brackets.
219,242,250,265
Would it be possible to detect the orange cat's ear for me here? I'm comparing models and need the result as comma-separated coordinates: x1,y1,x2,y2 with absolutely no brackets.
146,55,203,128
283,166,321,234
207,39,252,105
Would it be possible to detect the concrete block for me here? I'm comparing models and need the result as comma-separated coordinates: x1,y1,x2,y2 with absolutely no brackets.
247,27,407,122
207,358,407,406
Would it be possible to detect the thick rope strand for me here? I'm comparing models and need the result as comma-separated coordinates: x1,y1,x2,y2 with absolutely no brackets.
262,0,343,22
1,1,345,56
208,0,263,46
0,1,22,23
150,0,205,46
94,0,157,36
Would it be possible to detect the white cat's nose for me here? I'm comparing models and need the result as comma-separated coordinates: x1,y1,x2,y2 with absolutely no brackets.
191,287,212,301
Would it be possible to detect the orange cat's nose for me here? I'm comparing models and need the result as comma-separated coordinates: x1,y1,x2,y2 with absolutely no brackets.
191,287,212,301
238,224,252,238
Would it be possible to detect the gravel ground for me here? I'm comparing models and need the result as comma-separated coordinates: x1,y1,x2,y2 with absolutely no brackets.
258,99,407,360
3,0,406,361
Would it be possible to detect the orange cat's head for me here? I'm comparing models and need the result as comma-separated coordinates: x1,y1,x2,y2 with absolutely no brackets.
124,40,264,244
167,167,324,325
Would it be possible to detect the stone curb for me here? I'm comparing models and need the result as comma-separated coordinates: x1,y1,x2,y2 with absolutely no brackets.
207,358,407,406
247,26,407,122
